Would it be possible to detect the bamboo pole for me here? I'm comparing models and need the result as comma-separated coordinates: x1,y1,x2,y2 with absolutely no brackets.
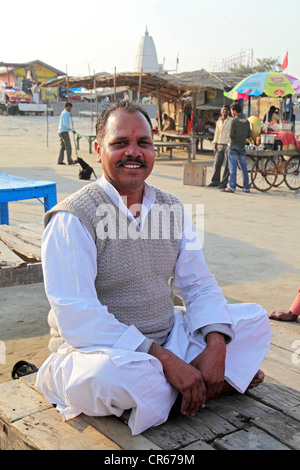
43,66,49,147
138,69,142,102
66,65,78,159
88,64,93,131
191,92,196,161
94,71,98,119
157,83,162,136
114,67,116,102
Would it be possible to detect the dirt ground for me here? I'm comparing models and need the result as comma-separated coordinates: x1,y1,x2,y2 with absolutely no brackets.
0,113,299,383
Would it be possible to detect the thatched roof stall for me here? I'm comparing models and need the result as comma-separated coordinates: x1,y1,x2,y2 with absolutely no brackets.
42,70,246,159
41,70,246,102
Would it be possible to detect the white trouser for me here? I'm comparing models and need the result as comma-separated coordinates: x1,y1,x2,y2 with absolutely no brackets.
36,304,271,435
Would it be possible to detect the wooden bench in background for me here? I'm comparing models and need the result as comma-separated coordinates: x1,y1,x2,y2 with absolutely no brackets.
0,223,43,288
154,142,192,161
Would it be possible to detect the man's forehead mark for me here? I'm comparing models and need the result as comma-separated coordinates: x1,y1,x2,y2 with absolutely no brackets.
132,129,136,135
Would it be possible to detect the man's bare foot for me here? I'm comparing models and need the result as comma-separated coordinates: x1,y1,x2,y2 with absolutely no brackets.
269,310,298,322
219,369,265,395
246,369,265,390
119,409,131,425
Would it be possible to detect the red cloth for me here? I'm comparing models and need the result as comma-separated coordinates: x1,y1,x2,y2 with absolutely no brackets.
276,132,297,146
281,52,288,71
290,287,300,316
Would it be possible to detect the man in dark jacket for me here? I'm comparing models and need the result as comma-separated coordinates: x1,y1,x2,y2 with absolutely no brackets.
222,102,252,193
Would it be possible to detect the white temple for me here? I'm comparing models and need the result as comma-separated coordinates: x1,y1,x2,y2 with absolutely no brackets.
134,28,163,73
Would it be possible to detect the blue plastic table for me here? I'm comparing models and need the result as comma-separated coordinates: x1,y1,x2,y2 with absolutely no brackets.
0,174,57,225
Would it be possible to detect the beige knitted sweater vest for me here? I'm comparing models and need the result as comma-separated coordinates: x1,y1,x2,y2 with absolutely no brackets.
45,183,184,345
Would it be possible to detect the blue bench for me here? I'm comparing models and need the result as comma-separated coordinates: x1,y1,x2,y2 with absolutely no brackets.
0,174,57,225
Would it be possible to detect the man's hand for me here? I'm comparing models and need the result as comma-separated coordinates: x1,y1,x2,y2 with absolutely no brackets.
190,332,226,402
149,343,206,416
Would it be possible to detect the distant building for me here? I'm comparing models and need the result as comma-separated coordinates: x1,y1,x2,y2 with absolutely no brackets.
134,28,163,73
0,60,64,101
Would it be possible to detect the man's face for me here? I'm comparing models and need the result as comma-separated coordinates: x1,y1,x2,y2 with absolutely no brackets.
95,110,155,195
221,107,229,118
66,105,72,113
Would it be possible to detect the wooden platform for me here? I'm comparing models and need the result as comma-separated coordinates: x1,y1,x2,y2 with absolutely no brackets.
0,371,299,451
0,223,43,287
0,225,299,450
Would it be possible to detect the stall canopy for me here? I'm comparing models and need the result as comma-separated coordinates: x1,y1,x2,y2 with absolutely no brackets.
41,70,246,102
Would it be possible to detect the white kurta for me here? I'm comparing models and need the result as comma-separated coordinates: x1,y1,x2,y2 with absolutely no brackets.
36,177,271,435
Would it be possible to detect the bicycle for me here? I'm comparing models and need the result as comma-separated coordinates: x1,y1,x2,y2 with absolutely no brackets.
284,156,300,190
250,157,278,192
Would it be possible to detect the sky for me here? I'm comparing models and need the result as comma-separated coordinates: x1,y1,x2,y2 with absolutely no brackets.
2,0,300,80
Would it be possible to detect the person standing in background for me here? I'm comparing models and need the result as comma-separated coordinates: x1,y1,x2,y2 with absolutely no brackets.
57,102,77,165
208,105,232,189
222,103,251,193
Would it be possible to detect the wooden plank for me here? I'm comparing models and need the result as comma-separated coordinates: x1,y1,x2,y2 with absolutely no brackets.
182,407,236,436
264,345,300,382
282,405,300,421
0,228,41,261
143,419,197,450
247,382,300,411
19,222,44,236
0,240,26,267
270,322,300,351
84,415,162,450
0,224,42,248
214,427,291,451
181,440,215,450
167,406,236,443
252,411,300,450
12,408,121,450
204,392,274,429
262,357,300,390
0,380,52,424
0,262,43,287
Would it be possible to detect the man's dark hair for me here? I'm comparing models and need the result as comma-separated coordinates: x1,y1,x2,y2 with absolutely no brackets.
96,99,153,141
222,105,230,111
65,102,73,108
231,102,241,114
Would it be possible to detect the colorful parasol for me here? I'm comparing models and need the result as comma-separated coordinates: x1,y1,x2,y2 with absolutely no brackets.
224,71,300,99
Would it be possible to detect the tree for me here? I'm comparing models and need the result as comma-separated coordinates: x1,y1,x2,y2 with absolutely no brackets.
230,57,281,74
254,57,281,72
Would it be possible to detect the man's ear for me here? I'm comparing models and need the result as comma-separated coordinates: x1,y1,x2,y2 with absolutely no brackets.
95,141,101,163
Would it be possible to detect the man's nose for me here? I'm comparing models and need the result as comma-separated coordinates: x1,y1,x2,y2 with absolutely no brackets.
124,143,142,157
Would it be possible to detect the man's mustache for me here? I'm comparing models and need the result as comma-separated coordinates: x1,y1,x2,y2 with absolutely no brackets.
116,157,148,168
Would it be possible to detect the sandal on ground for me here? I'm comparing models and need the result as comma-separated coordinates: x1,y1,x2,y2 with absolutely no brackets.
221,188,234,193
11,360,39,380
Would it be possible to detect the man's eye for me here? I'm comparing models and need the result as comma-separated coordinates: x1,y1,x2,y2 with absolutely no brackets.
112,141,127,147
139,141,152,147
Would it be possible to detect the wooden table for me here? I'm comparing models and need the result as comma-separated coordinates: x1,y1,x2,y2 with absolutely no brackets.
196,132,214,151
160,132,197,162
76,133,97,154
0,223,43,287
0,174,57,225
154,142,192,161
